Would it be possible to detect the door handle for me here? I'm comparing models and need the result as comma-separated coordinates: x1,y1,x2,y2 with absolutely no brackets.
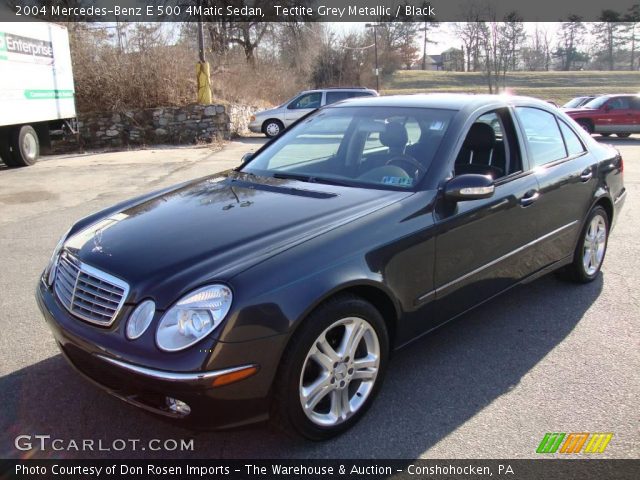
580,169,593,182
520,190,540,207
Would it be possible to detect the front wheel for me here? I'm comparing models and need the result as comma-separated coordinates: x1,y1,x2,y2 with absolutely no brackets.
263,120,284,138
271,294,389,440
616,133,631,138
562,206,609,283
600,133,611,138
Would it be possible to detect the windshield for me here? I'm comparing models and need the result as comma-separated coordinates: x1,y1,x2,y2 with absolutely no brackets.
583,96,608,109
563,97,588,108
242,106,455,190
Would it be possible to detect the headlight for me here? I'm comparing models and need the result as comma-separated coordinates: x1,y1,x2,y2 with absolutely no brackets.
126,300,156,340
44,229,71,287
156,285,232,352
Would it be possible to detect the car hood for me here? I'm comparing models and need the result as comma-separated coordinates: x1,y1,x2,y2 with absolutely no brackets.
255,107,280,117
63,171,411,307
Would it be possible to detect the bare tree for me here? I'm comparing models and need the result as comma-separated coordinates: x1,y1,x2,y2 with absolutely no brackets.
555,16,587,71
501,12,526,71
521,24,550,71
624,4,640,70
454,1,490,72
592,10,625,70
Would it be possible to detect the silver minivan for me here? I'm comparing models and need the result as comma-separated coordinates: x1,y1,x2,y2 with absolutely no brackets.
248,87,378,137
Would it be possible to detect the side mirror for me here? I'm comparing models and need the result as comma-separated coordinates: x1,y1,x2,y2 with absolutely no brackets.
444,174,495,201
241,152,253,164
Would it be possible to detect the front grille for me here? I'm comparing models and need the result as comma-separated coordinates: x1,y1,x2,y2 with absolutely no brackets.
54,252,129,326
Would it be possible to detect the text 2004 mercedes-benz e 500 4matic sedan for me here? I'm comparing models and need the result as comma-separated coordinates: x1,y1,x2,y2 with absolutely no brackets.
37,94,626,440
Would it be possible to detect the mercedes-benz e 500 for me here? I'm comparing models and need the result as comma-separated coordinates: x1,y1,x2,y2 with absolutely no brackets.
37,94,626,440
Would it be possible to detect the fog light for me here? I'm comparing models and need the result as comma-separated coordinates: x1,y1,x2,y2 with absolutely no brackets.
166,397,191,416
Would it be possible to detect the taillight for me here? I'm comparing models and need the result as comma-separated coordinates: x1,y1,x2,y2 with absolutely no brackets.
620,155,624,173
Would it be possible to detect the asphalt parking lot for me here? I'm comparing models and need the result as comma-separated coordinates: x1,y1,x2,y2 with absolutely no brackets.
0,136,638,459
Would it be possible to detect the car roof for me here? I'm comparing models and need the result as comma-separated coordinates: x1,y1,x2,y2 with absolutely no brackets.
327,93,554,111
301,88,376,94
598,93,640,98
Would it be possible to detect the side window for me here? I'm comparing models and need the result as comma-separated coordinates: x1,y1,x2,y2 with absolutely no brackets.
607,97,630,110
558,120,586,156
351,91,375,98
404,118,421,144
325,91,351,105
454,109,520,179
630,97,640,110
516,107,567,167
289,92,322,110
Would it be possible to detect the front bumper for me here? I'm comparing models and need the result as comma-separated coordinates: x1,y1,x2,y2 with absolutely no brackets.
248,121,262,134
36,281,286,430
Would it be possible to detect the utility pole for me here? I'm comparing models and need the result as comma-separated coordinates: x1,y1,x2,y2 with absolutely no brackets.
196,2,212,104
365,23,380,91
422,22,428,70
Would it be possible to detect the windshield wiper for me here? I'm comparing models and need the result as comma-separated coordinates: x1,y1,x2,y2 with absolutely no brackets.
272,172,354,187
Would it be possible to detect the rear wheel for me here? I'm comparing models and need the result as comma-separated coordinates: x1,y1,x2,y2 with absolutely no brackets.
577,119,594,135
0,128,18,167
8,125,39,166
616,133,631,138
562,206,609,283
271,294,389,440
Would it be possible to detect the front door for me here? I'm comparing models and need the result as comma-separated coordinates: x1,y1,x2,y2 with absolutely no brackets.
284,92,323,126
433,108,544,322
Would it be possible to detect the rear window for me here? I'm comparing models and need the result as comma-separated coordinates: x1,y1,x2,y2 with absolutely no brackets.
325,91,373,105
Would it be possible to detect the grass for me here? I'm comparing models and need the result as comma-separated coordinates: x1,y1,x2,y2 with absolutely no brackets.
382,70,640,104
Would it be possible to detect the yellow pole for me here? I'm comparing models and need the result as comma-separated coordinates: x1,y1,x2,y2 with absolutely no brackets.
196,61,212,104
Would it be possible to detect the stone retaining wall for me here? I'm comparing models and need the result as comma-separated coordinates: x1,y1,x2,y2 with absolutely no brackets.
73,103,257,149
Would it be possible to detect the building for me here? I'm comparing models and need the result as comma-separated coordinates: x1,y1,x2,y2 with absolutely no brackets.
441,48,464,71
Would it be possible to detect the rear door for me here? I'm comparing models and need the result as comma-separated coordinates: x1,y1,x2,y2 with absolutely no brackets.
598,96,634,134
630,96,640,133
514,106,597,265
283,92,323,126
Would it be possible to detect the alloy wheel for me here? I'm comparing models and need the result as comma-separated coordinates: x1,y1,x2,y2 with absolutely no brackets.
582,214,607,275
299,316,380,427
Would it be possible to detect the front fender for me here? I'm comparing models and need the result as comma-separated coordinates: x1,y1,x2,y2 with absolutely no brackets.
219,252,395,344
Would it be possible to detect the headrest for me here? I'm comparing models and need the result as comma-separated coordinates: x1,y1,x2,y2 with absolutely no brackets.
463,123,496,151
380,122,408,150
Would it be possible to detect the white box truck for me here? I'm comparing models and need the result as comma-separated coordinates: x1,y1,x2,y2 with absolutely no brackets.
0,22,76,167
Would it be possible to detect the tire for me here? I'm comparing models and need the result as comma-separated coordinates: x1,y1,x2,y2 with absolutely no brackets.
600,133,611,137
0,128,18,167
562,206,609,283
10,125,39,166
576,119,594,135
616,133,631,138
271,294,389,440
263,119,284,138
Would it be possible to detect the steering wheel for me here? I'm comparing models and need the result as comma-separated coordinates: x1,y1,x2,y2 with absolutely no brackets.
385,155,426,179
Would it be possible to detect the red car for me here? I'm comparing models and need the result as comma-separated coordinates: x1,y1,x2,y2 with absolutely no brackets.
564,94,640,138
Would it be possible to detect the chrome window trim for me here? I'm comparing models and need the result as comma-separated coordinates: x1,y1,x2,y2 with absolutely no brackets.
55,251,130,327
